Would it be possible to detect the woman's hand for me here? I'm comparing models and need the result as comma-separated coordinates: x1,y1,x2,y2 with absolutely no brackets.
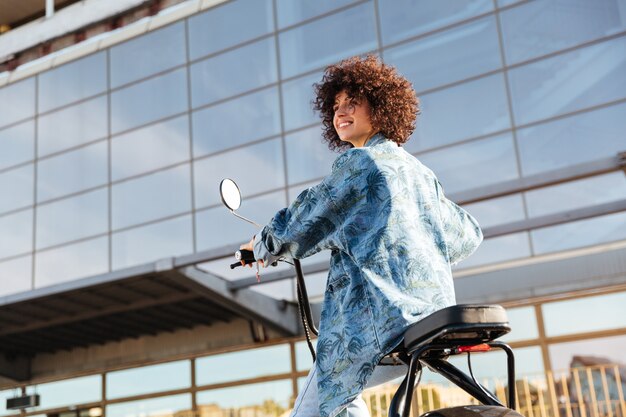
240,236,264,267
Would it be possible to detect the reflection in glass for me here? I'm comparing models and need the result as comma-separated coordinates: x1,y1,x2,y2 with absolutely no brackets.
197,380,293,417
36,189,108,249
500,306,538,343
0,120,34,169
106,394,191,417
188,0,273,60
407,74,511,153
110,22,186,88
508,36,626,126
38,52,107,113
531,211,626,255
196,344,290,385
281,71,322,131
276,0,357,28
0,164,34,214
107,361,190,399
38,96,108,156
193,139,285,209
0,78,35,128
34,237,108,288
285,125,335,185
112,165,191,230
378,0,493,46
112,115,190,181
0,209,32,260
0,256,32,297
549,334,626,373
192,87,281,157
516,101,626,176
278,2,377,79
36,142,108,203
112,215,192,270
462,194,526,229
25,375,101,410
454,232,531,269
384,15,501,93
191,38,277,108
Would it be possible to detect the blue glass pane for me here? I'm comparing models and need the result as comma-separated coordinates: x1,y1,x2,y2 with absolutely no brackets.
188,0,273,60
34,238,108,289
111,68,188,134
278,2,377,79
497,0,524,7
0,209,32,260
500,306,538,343
111,115,190,181
462,194,526,229
417,133,519,194
0,164,33,214
281,71,322,131
107,361,190,399
112,164,191,230
26,375,101,410
192,87,281,157
516,102,626,176
197,379,293,411
508,36,626,126
38,52,107,113
406,74,511,154
284,125,336,184
454,232,531,269
36,189,108,249
0,256,32,297
106,394,191,417
112,215,193,270
37,142,108,203
276,0,357,28
0,78,35,128
378,0,493,46
110,22,186,88
384,15,501,93
38,96,108,157
549,334,626,374
501,0,626,65
0,120,34,169
193,138,285,209
190,37,277,107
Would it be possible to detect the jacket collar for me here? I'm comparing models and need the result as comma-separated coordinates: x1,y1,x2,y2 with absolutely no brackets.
364,132,388,148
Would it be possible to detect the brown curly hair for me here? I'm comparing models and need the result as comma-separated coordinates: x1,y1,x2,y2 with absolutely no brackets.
313,55,419,151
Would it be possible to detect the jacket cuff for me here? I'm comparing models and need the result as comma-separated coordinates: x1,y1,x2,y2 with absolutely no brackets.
253,232,281,267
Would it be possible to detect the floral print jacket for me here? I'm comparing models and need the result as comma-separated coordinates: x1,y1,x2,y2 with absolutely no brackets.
253,134,483,417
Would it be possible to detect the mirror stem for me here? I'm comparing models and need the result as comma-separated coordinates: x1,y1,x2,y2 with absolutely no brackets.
231,210,262,228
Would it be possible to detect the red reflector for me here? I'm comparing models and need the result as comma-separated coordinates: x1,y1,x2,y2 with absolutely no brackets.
457,343,491,353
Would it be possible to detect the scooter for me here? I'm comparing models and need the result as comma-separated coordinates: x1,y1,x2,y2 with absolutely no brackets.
219,178,525,417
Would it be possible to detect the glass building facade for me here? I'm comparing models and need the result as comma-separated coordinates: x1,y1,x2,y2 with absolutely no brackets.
1,0,626,415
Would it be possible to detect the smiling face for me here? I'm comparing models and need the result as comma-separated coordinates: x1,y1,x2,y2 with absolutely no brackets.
333,90,377,148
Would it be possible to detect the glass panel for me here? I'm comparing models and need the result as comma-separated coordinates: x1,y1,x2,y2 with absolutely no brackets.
417,133,519,194
111,115,190,181
501,0,626,65
295,339,315,372
0,255,32,297
0,78,35,128
497,0,524,7
549,334,626,373
197,380,292,417
531,211,626,255
107,360,190,399
110,22,186,88
38,96,108,157
34,237,108,288
0,209,32,259
190,37,277,108
454,232,531,269
284,125,336,185
25,375,101,410
38,52,107,113
508,36,626,126
277,0,357,28
406,74,511,153
0,388,20,416
0,120,34,169
193,138,285,209
111,68,187,134
525,172,626,218
462,194,526,229
0,164,33,214
516,101,626,176
384,15,502,93
111,215,192,270
36,142,108,203
543,291,626,337
278,2,377,79
196,344,291,385
192,87,281,157
501,306,538,343
36,189,108,249
281,71,322,131
106,394,191,417
378,0,494,46
188,0,274,60
445,346,544,381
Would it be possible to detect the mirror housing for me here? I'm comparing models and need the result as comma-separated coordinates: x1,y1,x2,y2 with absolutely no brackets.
220,178,242,211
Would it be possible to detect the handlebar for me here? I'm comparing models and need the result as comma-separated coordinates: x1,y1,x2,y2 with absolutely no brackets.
230,249,255,269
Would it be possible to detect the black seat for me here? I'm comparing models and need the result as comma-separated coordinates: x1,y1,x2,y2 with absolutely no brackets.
403,305,510,353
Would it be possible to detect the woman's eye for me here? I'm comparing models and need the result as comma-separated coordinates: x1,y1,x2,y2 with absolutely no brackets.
333,106,339,112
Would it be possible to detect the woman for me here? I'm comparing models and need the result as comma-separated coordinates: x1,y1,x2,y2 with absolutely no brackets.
241,56,483,417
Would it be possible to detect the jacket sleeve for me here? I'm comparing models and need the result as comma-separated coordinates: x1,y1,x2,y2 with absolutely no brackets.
434,179,483,265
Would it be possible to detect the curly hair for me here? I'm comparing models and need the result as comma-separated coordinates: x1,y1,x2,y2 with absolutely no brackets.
313,55,419,151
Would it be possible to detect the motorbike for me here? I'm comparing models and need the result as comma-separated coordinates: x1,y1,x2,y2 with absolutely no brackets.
219,178,524,417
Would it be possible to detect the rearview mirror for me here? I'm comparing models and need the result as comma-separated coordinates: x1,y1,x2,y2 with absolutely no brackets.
220,178,242,211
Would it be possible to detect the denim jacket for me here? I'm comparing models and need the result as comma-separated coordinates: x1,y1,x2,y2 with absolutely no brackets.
254,134,483,417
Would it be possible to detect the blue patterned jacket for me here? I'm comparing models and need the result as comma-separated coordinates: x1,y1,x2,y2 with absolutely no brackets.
253,133,483,417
